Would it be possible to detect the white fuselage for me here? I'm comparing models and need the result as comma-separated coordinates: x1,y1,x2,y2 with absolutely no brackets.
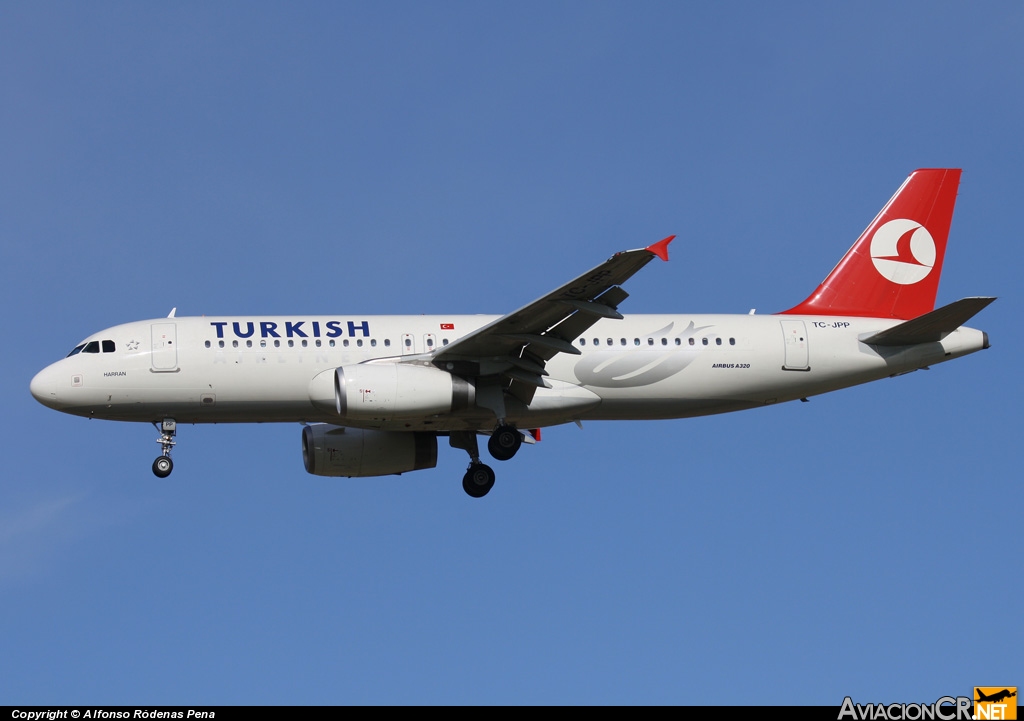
30,313,988,431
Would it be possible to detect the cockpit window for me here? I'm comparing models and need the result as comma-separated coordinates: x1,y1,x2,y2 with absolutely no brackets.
66,344,86,357
102,340,115,353
82,341,100,354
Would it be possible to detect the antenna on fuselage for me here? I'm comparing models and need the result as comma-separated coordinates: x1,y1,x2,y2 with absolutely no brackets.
167,307,177,318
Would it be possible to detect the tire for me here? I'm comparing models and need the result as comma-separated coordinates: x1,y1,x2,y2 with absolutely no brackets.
487,426,522,461
462,463,495,498
152,456,173,478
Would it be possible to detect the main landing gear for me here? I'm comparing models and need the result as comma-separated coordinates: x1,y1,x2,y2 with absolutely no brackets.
487,424,522,462
152,418,176,478
463,463,496,499
450,424,524,498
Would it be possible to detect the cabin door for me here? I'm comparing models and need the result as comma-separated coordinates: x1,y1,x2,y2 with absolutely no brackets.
151,323,179,371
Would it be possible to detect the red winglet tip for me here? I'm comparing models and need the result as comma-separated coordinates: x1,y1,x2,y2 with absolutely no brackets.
529,428,541,442
646,235,675,262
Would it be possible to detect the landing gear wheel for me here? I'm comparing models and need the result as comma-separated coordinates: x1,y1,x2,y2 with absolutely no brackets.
152,418,177,478
153,456,173,478
487,425,522,461
462,463,495,498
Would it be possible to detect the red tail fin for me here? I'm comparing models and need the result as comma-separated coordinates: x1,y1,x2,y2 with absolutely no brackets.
782,169,961,320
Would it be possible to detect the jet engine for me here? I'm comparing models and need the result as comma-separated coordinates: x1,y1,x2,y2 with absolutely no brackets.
309,363,474,420
301,424,438,477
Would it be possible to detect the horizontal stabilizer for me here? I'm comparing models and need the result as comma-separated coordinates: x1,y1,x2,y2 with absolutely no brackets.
861,297,996,346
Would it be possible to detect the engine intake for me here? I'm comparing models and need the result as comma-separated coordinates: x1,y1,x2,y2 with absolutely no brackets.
302,424,437,477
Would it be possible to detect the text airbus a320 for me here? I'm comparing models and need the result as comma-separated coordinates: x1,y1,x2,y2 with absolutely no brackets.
31,169,994,497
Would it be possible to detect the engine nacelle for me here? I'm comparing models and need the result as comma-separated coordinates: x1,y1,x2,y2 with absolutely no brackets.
309,363,474,420
302,424,438,477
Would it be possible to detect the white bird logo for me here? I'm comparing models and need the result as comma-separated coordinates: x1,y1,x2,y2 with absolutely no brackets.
869,218,936,285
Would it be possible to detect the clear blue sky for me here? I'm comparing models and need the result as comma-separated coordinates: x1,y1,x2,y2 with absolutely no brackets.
1,2,1019,705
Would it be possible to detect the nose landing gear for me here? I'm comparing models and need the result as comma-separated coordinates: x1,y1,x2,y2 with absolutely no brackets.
152,418,176,478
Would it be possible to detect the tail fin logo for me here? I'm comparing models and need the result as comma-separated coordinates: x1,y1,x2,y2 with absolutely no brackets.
870,218,936,285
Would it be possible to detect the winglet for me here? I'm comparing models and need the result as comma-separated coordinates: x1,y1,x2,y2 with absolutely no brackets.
645,235,675,262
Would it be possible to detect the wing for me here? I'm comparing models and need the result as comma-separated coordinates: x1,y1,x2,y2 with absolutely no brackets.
428,236,674,406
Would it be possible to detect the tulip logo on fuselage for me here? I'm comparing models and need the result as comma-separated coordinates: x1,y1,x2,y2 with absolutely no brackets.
870,218,936,285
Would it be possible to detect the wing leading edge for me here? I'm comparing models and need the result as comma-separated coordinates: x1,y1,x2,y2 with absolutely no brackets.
429,236,675,405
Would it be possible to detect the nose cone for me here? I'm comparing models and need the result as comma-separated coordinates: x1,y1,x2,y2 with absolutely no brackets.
30,364,62,410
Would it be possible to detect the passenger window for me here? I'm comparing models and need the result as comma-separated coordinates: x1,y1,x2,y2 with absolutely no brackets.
301,340,308,347
405,338,412,347
702,338,708,346
371,339,377,347
246,340,253,348
442,339,448,346
729,338,735,346
83,341,100,354
329,339,335,347
661,338,667,346
357,339,363,347
607,338,613,346
233,340,239,348
716,338,722,346
675,338,681,346
315,339,321,347
593,338,598,346
620,338,626,346
102,340,115,353
579,339,585,346
425,338,432,348
260,339,267,348
633,338,640,346
386,339,393,347
274,340,281,348
288,340,294,348
218,340,224,348
204,340,211,348
343,339,350,347
688,338,695,346
648,338,654,346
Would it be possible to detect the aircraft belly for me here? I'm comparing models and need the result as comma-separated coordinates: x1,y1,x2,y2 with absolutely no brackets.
581,397,762,420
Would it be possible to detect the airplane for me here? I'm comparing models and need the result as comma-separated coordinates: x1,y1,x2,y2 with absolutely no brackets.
29,168,994,498
976,689,1017,704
